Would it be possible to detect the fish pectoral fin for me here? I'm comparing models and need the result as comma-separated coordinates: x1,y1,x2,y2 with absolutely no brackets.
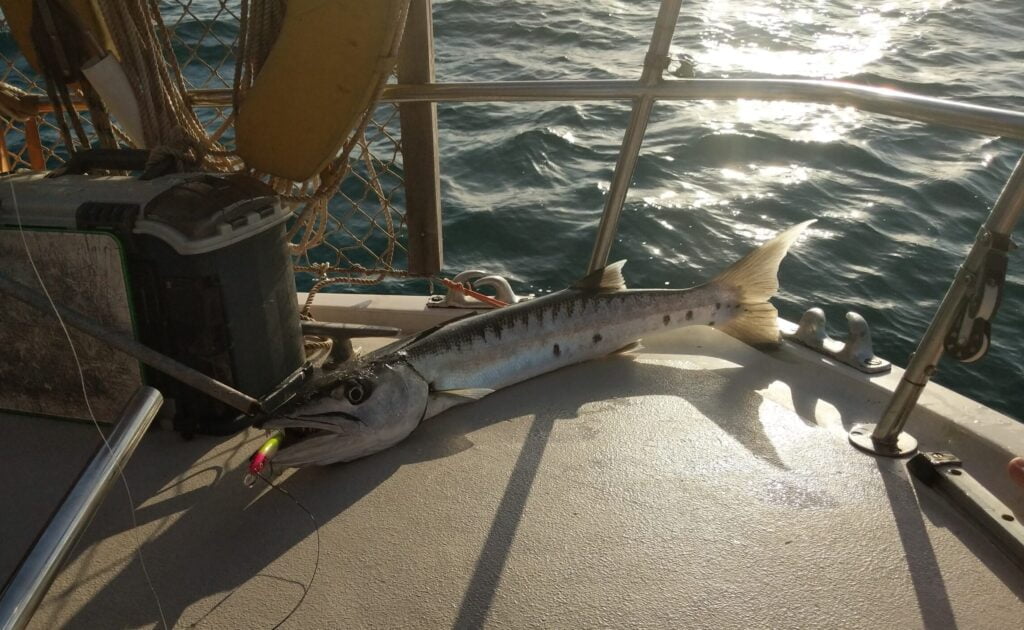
433,387,496,400
612,340,643,354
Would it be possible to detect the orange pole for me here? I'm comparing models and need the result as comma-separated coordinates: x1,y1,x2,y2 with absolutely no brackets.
0,125,11,173
24,118,45,170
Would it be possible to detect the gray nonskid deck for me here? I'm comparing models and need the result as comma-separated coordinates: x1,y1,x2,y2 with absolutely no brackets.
3,329,1023,628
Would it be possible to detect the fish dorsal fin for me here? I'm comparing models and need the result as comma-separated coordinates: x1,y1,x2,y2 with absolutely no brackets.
572,260,627,292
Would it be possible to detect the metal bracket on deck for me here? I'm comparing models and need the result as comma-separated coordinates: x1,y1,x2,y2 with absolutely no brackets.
908,451,1024,571
428,271,530,309
783,308,891,374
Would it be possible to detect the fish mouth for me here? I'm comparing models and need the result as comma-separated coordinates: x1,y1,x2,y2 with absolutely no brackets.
248,411,367,475
274,410,364,438
256,410,365,452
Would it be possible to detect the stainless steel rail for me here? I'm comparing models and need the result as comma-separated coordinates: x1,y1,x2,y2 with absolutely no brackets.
385,80,1024,140
586,0,681,272
0,387,163,630
186,0,1024,446
189,80,1024,140
851,153,1024,456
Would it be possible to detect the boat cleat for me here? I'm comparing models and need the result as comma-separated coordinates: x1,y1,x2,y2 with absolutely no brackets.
783,307,891,374
429,270,531,308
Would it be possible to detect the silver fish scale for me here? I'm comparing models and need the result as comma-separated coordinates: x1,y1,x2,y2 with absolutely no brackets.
404,284,740,398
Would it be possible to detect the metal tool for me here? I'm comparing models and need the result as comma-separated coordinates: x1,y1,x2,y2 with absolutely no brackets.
907,451,1024,572
0,271,261,415
0,387,163,630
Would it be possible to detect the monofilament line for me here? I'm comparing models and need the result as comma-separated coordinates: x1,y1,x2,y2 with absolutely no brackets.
9,181,168,630
257,470,321,630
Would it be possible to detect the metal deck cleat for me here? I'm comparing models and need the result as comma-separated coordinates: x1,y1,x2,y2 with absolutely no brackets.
430,271,530,308
785,308,891,374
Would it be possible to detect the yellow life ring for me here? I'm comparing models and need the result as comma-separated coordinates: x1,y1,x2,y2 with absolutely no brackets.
235,0,410,182
0,0,118,73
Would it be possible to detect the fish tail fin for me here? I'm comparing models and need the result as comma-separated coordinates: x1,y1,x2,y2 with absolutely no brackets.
713,221,814,346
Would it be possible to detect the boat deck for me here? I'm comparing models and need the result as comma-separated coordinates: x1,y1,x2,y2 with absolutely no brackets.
3,324,1024,628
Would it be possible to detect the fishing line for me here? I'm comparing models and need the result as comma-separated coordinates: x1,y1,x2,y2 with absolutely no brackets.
256,468,321,630
9,180,168,630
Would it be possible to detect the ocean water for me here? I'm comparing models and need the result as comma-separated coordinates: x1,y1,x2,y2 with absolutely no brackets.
426,0,1024,420
4,1,1023,420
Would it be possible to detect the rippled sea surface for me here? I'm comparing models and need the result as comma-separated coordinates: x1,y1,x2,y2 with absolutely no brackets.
11,1,1024,419
428,0,1024,419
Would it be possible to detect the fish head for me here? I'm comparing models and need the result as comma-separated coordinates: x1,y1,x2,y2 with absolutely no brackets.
263,360,430,468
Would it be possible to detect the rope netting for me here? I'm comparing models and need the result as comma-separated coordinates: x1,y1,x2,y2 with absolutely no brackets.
0,1,412,285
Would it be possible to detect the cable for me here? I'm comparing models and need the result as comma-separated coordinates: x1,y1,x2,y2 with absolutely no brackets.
9,180,169,630
256,469,320,630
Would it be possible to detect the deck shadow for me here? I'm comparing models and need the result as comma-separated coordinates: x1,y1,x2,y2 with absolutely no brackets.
900,462,1024,603
875,458,960,630
28,357,788,628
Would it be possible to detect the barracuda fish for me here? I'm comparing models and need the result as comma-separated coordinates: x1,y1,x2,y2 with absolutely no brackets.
260,221,812,468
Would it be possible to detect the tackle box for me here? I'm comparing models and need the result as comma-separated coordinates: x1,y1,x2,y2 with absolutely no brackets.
0,171,304,435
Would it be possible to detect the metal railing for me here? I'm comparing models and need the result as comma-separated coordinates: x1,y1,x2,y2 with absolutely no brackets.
377,0,1024,453
857,155,1024,456
7,1,1022,624
188,78,1024,139
1,0,1020,449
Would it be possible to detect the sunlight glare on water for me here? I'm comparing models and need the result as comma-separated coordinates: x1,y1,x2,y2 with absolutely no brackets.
431,0,1024,419
695,0,899,78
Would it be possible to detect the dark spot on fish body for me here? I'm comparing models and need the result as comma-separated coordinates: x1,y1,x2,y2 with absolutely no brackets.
715,302,721,310
686,310,693,321
553,343,561,357
708,321,715,327
663,314,671,326
593,333,603,343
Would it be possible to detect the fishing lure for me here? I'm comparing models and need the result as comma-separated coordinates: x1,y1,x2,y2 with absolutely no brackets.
244,431,284,487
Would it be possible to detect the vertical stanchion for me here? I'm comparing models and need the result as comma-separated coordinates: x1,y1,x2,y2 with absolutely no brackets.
398,0,443,276
850,153,1024,456
587,0,682,273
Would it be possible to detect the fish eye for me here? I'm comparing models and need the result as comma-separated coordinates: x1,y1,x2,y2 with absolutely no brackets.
344,378,372,405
